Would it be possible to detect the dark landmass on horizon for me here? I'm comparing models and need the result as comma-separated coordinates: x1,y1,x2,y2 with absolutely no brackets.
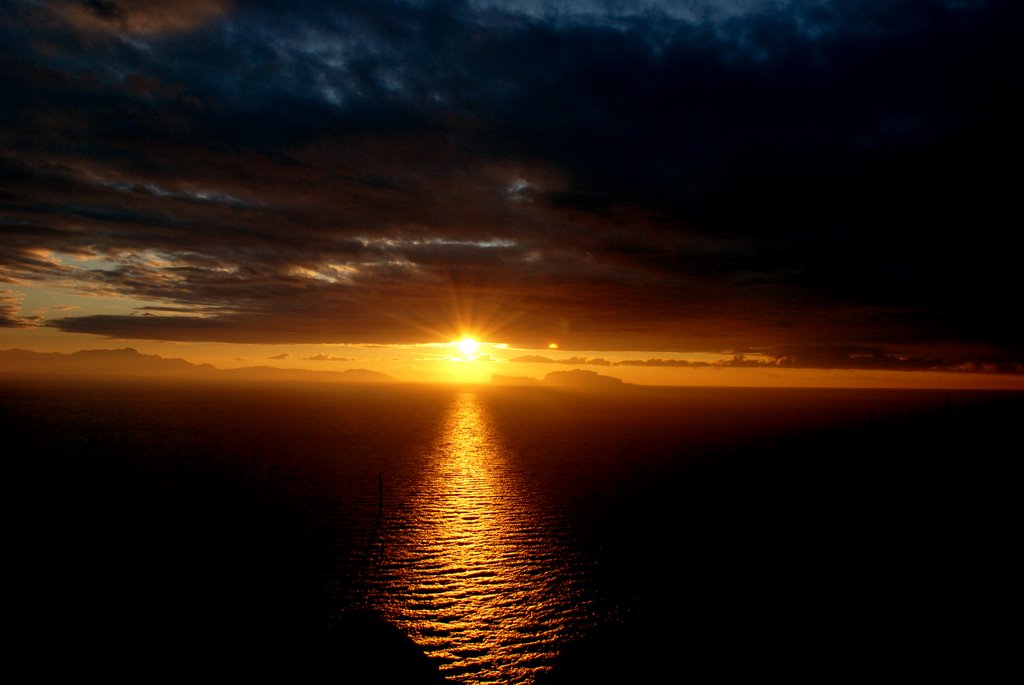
0,347,396,383
492,368,629,388
5,347,1023,390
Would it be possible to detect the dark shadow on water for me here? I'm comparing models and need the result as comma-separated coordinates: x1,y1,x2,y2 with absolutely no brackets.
13,464,450,681
12,481,452,679
538,392,1020,682
6,381,451,681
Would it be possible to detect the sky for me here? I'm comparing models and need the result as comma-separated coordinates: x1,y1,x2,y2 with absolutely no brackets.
1,0,1022,386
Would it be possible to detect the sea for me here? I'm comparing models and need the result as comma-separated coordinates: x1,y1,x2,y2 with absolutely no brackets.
4,378,1019,681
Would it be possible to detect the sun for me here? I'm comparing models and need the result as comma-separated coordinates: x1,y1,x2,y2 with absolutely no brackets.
457,337,479,357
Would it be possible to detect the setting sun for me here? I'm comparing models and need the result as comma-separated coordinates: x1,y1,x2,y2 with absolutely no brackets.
458,338,480,357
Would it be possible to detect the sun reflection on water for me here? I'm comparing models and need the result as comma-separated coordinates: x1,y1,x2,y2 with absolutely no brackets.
375,391,583,684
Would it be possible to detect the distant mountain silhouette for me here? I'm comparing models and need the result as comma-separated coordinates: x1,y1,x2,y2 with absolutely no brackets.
0,347,215,377
0,348,396,383
491,368,628,388
220,365,395,383
544,369,626,387
489,374,541,386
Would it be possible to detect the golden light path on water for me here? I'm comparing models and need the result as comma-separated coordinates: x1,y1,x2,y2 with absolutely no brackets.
373,392,587,684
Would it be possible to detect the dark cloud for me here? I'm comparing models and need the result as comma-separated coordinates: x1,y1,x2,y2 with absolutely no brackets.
780,346,1024,374
50,0,232,36
0,289,39,328
305,353,355,361
508,354,612,366
617,358,713,368
267,352,289,359
513,349,1024,373
4,0,1022,370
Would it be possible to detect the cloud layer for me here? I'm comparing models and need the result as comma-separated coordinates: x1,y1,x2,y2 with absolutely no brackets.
2,1,1021,369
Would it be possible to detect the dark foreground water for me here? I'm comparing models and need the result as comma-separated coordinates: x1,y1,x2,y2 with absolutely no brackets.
4,379,1019,681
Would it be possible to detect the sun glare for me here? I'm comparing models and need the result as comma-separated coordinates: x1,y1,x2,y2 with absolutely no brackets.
458,337,480,357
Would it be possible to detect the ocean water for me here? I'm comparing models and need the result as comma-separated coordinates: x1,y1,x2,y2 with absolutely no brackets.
5,379,1018,681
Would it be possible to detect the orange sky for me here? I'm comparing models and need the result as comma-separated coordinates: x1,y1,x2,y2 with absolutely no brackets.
3,325,1021,389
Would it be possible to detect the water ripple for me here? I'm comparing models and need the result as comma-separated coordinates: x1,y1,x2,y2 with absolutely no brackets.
372,392,588,684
